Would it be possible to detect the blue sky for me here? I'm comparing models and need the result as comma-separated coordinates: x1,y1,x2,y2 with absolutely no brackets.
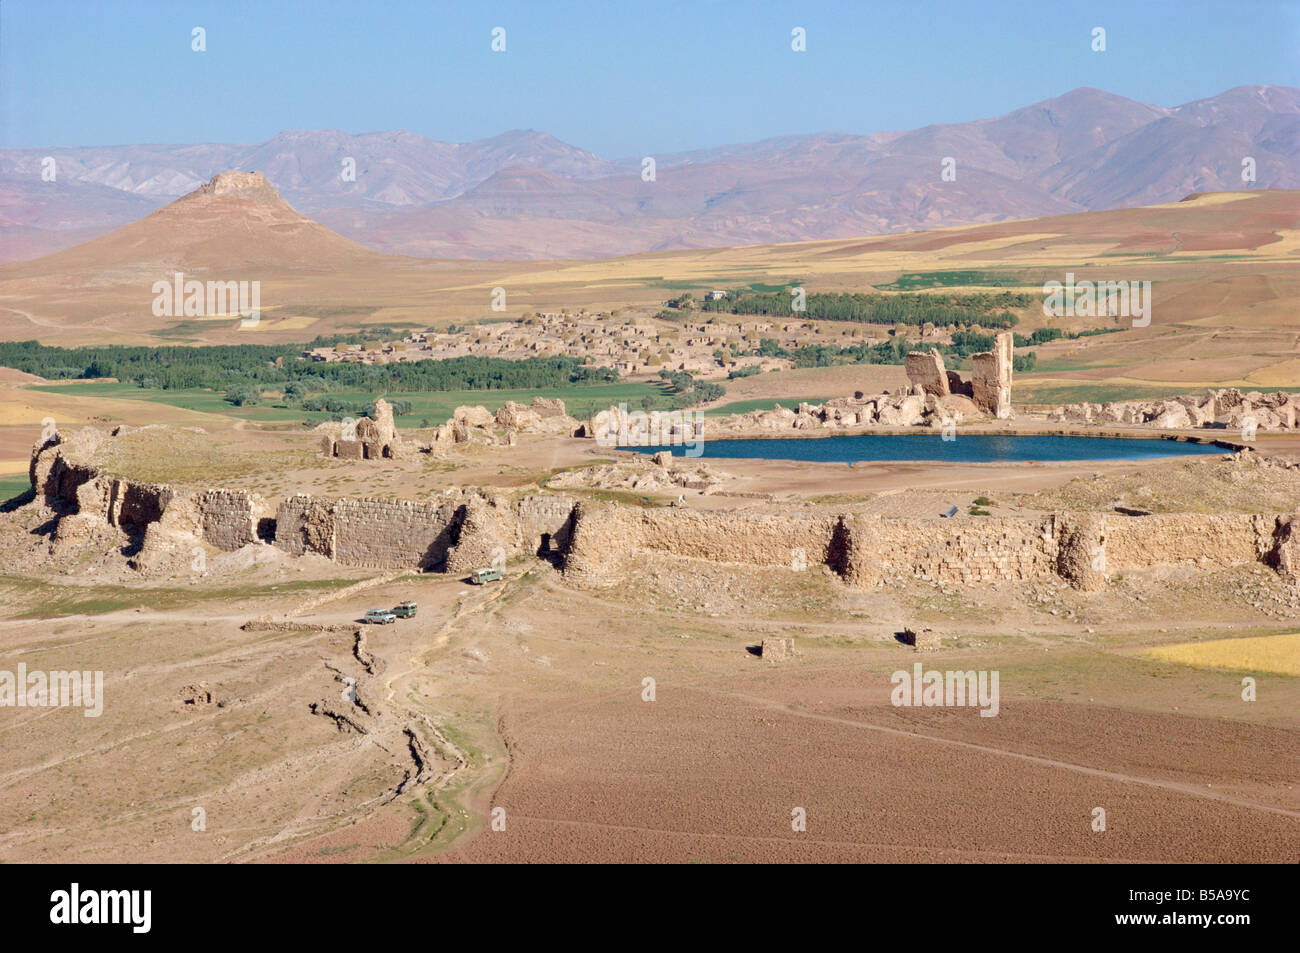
3,0,1297,154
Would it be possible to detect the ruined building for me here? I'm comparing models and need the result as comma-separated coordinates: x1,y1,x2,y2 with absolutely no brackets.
971,331,1014,419
319,398,404,460
906,330,1014,419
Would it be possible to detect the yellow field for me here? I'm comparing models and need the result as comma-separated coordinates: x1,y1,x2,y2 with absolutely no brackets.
1246,358,1300,388
0,400,57,426
241,315,319,331
1141,633,1300,676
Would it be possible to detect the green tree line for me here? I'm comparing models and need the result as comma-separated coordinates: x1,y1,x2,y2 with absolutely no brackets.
689,290,1028,328
0,340,616,394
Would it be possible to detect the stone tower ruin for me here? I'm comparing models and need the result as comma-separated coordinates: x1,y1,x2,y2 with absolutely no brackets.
971,331,1014,419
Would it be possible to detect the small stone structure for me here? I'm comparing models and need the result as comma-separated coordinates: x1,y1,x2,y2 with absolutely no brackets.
900,627,940,651
761,637,794,660
319,398,403,460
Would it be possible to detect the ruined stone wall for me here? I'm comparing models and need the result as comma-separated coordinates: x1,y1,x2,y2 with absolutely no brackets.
113,481,174,536
195,489,267,551
329,497,461,570
45,456,100,512
274,494,462,569
274,495,337,560
26,430,1295,588
563,503,841,585
971,331,1014,419
560,504,1287,590
444,494,579,572
1104,514,1269,572
513,495,579,551
1053,513,1106,591
904,349,950,397
865,515,1058,587
565,505,1056,589
1268,512,1300,582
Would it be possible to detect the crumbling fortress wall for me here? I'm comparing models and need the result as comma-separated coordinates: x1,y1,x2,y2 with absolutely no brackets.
561,504,841,586
272,491,575,572
275,495,463,569
196,489,274,549
561,502,1298,590
27,428,1300,589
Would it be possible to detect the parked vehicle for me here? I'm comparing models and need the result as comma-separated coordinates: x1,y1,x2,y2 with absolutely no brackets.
363,608,397,624
391,601,418,618
470,566,503,585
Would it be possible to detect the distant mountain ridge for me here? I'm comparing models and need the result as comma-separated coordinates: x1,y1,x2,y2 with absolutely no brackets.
2,85,1296,261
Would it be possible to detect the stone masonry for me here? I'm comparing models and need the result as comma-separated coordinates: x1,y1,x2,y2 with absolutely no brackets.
971,331,1014,419
904,348,950,398
27,428,1300,590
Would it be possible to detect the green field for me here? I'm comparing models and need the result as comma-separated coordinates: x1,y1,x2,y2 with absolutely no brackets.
648,278,803,294
0,474,31,503
875,270,1025,291
30,380,665,428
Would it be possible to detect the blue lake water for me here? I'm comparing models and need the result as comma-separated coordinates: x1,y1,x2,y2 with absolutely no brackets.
626,433,1225,464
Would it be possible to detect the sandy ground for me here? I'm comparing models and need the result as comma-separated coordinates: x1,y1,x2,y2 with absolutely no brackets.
0,496,1295,864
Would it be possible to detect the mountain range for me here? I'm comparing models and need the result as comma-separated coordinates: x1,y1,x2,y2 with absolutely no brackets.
2,85,1297,262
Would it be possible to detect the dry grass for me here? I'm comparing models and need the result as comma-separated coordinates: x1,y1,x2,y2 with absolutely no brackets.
1140,633,1300,676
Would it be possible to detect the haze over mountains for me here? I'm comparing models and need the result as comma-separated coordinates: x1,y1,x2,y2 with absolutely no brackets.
2,85,1297,262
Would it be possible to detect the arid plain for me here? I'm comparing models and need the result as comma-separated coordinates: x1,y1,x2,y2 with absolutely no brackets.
0,178,1296,864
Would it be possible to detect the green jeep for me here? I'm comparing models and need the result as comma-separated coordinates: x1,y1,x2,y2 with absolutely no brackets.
470,566,503,585
391,601,418,619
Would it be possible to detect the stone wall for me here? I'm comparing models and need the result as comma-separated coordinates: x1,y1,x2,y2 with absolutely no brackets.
562,503,837,585
1268,512,1300,583
1104,513,1272,572
332,497,462,570
196,489,269,551
904,348,950,397
274,494,462,570
27,428,1298,588
274,495,337,560
560,503,1289,591
864,514,1058,587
